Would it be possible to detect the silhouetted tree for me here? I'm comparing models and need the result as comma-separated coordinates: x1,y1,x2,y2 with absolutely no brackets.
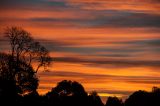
0,27,52,105
47,80,87,97
106,96,123,106
150,86,160,106
125,90,149,106
89,91,104,106
45,80,88,106
4,27,52,73
0,52,38,96
124,87,160,106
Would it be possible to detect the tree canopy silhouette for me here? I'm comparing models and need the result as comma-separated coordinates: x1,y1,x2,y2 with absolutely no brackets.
89,91,104,106
124,87,160,106
0,52,38,95
105,96,123,106
45,80,104,106
0,27,52,97
47,80,87,97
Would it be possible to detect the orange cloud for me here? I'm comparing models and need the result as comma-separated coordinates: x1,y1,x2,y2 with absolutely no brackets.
68,0,160,14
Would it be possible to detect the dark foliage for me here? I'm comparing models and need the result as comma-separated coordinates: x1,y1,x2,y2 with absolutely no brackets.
43,80,103,106
89,91,104,106
0,53,38,94
125,87,160,106
0,27,51,105
106,96,123,106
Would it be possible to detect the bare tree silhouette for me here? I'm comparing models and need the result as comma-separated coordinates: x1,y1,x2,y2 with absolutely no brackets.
4,27,52,73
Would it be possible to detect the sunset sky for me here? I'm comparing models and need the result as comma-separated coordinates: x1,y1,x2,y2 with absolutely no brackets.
0,0,160,102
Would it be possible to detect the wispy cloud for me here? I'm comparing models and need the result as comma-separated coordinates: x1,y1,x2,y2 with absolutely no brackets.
27,11,160,28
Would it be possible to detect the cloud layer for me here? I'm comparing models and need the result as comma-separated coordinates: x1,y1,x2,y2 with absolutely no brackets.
0,0,160,101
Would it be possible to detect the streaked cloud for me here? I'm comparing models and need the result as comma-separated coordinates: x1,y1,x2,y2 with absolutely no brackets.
27,11,160,28
0,0,160,101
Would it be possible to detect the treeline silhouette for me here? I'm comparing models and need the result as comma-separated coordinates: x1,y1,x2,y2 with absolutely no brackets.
0,78,160,106
0,27,160,106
